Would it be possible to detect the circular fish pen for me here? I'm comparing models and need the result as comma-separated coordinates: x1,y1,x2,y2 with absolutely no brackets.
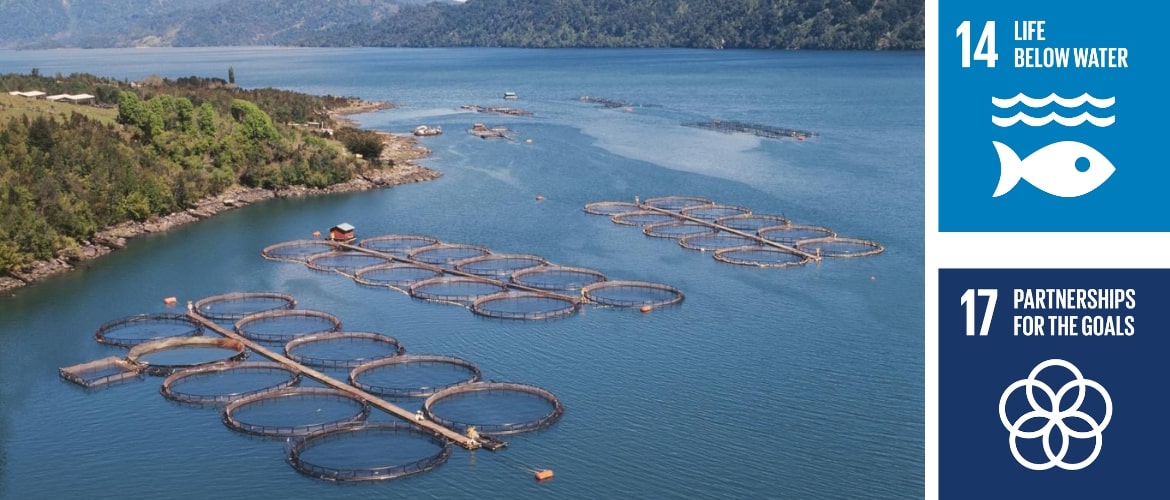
194,292,297,321
642,221,719,240
234,309,342,343
222,387,369,438
126,337,247,376
284,332,405,369
794,237,885,258
160,361,301,405
287,424,452,482
261,240,338,263
305,252,391,276
582,280,685,308
471,292,579,320
642,196,714,211
511,266,608,292
358,234,440,257
610,210,680,227
757,224,836,245
409,277,507,305
454,254,548,278
679,233,760,251
679,204,751,221
423,382,564,436
408,244,491,268
714,213,790,231
352,264,442,289
582,201,639,215
94,313,203,348
349,355,481,398
713,246,813,268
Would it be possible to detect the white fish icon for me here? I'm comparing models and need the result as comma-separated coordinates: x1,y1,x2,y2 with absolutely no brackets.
992,141,1115,197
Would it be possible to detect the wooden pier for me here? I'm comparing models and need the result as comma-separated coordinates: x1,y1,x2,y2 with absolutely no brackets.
636,204,823,262
185,310,486,450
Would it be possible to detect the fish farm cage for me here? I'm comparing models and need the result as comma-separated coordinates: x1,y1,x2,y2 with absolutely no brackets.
262,233,685,319
93,313,203,348
59,291,567,482
423,382,565,436
286,423,452,482
585,196,883,268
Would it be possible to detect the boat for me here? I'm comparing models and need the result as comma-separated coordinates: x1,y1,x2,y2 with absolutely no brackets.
413,125,442,136
503,91,518,100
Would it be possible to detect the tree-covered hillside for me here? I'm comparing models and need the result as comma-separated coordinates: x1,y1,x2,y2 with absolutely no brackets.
318,0,925,50
0,72,379,275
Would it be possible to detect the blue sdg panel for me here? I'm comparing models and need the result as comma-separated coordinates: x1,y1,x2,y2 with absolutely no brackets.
939,1,1158,230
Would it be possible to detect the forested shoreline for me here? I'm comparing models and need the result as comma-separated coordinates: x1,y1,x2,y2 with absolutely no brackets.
0,72,433,290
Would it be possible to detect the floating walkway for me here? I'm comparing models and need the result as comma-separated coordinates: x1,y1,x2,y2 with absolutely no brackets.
262,234,685,318
461,104,532,116
585,196,883,268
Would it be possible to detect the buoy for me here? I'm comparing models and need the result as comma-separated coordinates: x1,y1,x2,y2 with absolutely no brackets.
534,469,555,481
640,305,652,313
163,297,178,306
536,194,544,201
525,138,533,143
312,231,321,239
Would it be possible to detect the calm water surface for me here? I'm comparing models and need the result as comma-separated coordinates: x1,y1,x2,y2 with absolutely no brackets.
0,48,923,499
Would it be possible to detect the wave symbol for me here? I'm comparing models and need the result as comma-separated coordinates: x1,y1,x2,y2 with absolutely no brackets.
991,93,1114,109
991,112,1115,128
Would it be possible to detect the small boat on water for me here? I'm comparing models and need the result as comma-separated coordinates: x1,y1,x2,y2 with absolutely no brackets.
503,91,518,100
413,125,442,136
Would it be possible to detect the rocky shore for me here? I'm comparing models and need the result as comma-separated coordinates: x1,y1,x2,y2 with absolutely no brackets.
0,132,440,294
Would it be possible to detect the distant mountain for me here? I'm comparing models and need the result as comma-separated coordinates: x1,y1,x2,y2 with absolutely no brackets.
0,0,446,48
0,0,923,50
314,0,925,50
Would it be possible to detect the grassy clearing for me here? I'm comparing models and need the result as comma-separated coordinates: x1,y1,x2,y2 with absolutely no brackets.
0,93,119,125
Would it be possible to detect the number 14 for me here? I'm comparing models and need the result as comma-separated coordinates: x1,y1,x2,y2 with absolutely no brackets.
956,21,998,68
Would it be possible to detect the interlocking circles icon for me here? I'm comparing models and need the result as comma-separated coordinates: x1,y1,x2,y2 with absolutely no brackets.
999,359,1112,470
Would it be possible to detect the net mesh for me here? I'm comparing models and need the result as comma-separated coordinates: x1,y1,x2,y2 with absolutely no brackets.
286,423,452,482
510,266,607,292
714,213,790,231
358,234,440,257
794,236,885,258
222,387,369,438
349,355,481,398
642,196,714,211
160,361,301,405
194,292,297,321
94,313,203,348
583,280,685,308
126,337,247,376
284,332,405,369
408,277,507,304
59,357,142,388
583,201,639,215
261,240,338,263
353,264,442,288
712,246,812,268
423,382,564,436
679,204,751,221
679,233,760,251
642,221,719,239
234,309,342,343
471,292,579,320
757,224,836,245
611,210,680,226
454,254,548,278
408,244,491,268
305,252,391,276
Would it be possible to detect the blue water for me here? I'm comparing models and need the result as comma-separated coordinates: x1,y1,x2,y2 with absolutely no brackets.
0,48,923,499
